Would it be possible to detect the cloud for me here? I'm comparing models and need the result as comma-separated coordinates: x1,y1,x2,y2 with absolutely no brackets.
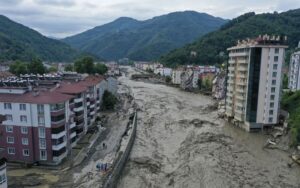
34,0,75,7
0,0,299,38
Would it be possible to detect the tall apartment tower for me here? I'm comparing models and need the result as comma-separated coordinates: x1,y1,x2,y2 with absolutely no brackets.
225,35,288,131
288,51,300,90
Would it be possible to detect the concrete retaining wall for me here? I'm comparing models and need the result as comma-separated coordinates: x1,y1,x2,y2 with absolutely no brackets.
102,111,137,188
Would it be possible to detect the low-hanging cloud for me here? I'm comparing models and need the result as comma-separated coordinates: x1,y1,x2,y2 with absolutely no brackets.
0,0,299,38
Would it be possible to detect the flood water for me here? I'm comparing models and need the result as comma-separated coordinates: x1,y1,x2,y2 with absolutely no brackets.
117,67,300,188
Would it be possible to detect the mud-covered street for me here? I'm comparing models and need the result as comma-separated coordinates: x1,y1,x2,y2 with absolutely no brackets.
117,67,300,188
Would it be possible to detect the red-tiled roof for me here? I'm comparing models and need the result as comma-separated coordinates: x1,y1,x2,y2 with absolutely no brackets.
56,82,87,94
80,75,104,87
0,90,73,104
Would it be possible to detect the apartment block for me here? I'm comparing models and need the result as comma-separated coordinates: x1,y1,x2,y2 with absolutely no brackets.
288,51,300,90
225,35,287,131
0,73,115,165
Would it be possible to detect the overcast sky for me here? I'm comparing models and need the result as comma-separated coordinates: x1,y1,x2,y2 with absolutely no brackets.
1,0,300,38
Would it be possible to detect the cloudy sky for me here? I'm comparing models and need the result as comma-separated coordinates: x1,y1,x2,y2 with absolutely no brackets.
1,0,300,38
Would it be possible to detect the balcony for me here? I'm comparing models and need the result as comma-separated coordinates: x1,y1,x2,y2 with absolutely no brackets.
51,108,65,116
228,73,235,77
74,97,83,103
51,118,66,128
90,111,95,116
237,81,247,86
228,67,235,71
96,100,100,104
74,113,84,120
237,59,248,64
52,141,66,151
235,112,244,121
53,151,67,163
236,95,245,100
238,66,248,71
227,80,234,84
51,130,66,139
90,104,95,109
69,122,76,129
74,106,84,112
229,52,249,57
70,132,76,139
228,60,235,64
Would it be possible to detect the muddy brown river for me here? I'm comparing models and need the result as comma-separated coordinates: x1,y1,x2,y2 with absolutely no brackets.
117,67,300,188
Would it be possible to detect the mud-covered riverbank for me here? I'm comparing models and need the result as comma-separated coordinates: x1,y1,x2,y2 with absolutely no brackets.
117,67,300,188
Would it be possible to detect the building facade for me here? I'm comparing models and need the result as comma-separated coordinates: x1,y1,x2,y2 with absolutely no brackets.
225,35,287,131
288,51,300,90
0,74,116,165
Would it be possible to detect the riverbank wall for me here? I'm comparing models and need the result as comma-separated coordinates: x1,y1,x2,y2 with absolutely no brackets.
102,111,137,188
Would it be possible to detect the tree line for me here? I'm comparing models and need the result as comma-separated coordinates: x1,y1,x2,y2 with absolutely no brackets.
9,56,108,76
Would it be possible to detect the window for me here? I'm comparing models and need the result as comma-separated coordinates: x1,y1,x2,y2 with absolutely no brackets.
4,103,11,110
21,127,28,134
269,110,274,115
273,64,278,70
271,87,276,93
6,125,13,132
38,127,46,138
40,150,47,160
272,72,277,77
23,149,29,156
7,136,14,144
5,115,12,121
20,115,27,122
20,104,26,111
8,147,15,155
275,48,279,54
22,138,29,145
269,117,273,123
274,56,279,62
39,138,46,149
38,116,45,125
37,104,44,114
271,95,275,100
270,102,274,108
272,80,276,85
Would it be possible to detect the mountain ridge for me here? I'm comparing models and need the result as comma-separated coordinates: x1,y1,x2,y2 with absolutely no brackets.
62,11,228,61
0,15,83,62
160,9,300,67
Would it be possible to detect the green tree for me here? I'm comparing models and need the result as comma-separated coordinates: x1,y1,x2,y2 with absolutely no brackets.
102,90,118,110
64,64,74,72
48,66,57,73
94,63,108,75
74,56,94,74
27,58,46,74
9,61,28,75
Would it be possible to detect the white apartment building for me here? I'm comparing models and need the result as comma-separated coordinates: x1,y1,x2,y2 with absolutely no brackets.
288,51,300,90
225,35,287,131
172,69,183,85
